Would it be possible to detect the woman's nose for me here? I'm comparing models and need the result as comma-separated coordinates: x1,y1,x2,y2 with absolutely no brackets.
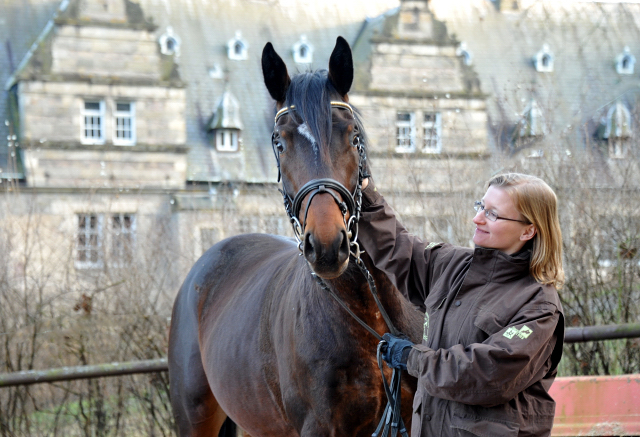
473,209,485,224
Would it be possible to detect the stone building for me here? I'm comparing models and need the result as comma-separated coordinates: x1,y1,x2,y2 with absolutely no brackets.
2,0,640,305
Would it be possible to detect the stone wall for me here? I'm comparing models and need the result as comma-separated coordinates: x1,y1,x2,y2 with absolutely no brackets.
52,26,161,81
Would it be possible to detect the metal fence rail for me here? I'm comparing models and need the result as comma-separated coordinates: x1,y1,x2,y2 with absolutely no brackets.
0,358,168,388
1,323,639,387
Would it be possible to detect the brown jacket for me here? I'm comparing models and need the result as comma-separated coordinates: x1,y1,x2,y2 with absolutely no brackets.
359,185,564,437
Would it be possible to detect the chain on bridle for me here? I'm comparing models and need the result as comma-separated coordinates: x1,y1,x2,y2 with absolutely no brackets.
271,101,409,437
272,101,365,259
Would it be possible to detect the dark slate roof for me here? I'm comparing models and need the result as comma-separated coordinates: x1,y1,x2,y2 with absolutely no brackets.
127,0,401,183
430,0,640,154
1,0,62,177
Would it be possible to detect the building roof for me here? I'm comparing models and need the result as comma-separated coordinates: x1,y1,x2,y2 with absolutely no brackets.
429,0,640,154
5,0,640,181
130,0,400,183
0,0,61,177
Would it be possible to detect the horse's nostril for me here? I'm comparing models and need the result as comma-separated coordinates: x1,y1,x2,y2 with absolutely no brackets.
339,229,350,261
304,233,316,263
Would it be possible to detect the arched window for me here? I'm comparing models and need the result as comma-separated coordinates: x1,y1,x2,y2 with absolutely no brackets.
159,27,181,56
227,31,248,61
616,46,636,75
292,35,314,64
534,44,554,72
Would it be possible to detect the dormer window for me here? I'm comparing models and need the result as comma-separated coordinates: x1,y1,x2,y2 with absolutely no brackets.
616,46,635,75
159,27,181,56
517,99,545,138
602,101,632,158
207,91,243,152
227,31,248,61
534,44,554,73
456,42,472,66
216,130,239,152
208,63,224,80
293,35,314,64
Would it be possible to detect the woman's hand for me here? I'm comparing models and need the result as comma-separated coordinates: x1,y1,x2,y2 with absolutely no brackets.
362,178,369,190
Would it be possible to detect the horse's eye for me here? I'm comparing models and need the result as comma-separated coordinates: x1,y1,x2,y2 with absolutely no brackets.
352,135,360,147
275,141,285,153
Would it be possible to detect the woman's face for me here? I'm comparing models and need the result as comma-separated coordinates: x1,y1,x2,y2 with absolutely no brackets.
472,186,536,255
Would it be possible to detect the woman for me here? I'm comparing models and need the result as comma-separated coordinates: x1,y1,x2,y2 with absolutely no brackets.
358,173,565,437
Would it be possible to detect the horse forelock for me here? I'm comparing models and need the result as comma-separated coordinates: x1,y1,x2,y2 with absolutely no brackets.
285,70,333,154
284,70,369,176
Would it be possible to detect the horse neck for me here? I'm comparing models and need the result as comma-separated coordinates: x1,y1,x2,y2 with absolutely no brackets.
324,253,421,340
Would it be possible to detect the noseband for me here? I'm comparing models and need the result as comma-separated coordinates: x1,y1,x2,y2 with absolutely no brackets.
272,101,364,257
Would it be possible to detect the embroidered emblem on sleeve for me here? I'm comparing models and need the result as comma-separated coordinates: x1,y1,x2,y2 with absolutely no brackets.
503,325,533,339
423,313,430,343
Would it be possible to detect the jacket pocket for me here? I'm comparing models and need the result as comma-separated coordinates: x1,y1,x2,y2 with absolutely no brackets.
473,309,506,337
451,411,519,437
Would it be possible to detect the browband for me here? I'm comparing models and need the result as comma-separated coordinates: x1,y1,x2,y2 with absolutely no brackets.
274,101,354,123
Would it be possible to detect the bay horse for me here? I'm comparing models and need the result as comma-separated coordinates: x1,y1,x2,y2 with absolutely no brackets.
168,36,422,437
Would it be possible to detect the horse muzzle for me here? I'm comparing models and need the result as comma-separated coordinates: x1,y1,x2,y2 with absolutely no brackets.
292,178,355,279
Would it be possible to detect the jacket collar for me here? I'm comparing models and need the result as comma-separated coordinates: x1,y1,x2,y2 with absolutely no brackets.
470,245,532,284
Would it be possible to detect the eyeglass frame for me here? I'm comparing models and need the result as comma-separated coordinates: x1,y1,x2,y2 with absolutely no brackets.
473,200,531,224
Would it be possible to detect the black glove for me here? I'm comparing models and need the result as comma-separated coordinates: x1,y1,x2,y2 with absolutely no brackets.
381,333,414,371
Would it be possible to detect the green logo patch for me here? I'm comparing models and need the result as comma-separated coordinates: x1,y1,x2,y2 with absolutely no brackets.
423,313,430,343
503,325,533,340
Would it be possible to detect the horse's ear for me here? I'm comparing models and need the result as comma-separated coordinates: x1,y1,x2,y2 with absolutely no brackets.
262,42,290,103
328,36,353,97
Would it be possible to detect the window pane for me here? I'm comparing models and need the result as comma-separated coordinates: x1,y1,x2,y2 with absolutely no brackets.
397,112,411,122
116,102,131,112
84,102,100,111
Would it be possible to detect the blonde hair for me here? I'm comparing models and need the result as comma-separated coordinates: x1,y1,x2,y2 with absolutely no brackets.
487,173,564,289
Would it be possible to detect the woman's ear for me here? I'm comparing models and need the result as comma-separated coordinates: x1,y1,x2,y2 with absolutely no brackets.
520,224,537,242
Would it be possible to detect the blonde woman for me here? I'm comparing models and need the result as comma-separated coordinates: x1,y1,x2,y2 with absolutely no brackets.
359,173,564,437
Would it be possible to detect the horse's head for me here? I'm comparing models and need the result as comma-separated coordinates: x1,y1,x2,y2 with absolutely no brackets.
262,37,366,279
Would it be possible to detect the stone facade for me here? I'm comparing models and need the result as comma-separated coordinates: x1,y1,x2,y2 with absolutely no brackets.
19,80,187,188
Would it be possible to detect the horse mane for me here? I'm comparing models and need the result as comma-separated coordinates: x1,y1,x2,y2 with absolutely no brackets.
284,70,371,176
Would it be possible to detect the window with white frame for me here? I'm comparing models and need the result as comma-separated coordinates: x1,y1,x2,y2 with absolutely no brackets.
533,44,554,73
216,129,239,152
113,102,136,146
616,46,635,75
293,35,313,64
159,26,181,56
110,213,136,263
395,111,416,153
82,101,105,144
227,31,248,61
76,213,104,268
422,112,442,153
